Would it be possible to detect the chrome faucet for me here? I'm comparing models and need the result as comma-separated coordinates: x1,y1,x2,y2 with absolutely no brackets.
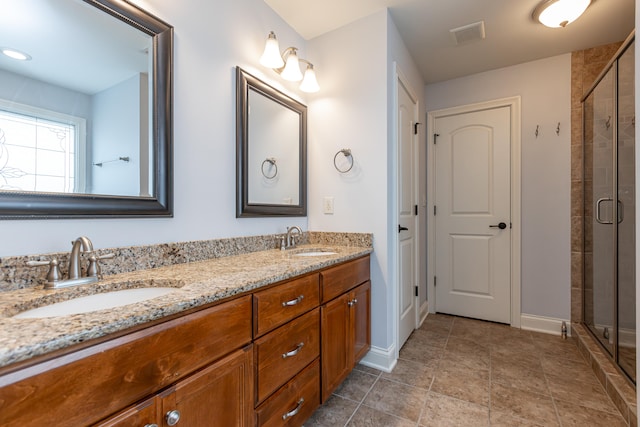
286,226,303,248
68,236,94,280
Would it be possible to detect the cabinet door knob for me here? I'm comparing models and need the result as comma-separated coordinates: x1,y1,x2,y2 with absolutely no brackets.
282,295,304,307
282,398,305,420
347,298,358,307
165,410,181,426
282,342,304,359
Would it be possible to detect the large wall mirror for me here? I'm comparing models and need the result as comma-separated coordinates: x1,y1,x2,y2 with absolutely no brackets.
236,68,307,217
0,0,173,218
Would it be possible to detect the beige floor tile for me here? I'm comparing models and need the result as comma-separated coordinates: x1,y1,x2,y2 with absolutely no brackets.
304,394,359,427
489,335,538,353
333,369,379,402
449,323,489,345
413,328,449,349
491,358,550,395
399,338,444,365
554,399,627,427
444,336,489,356
418,392,489,427
362,378,428,422
541,355,599,385
382,358,436,390
430,363,489,406
354,363,383,376
490,382,560,426
440,350,490,371
491,348,543,373
546,375,619,414
489,410,547,427
347,405,416,427
530,334,585,361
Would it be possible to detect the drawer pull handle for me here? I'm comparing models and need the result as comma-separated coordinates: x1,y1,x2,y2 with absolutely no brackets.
348,298,358,307
165,409,181,426
282,398,305,420
282,342,304,358
282,295,304,307
144,425,159,427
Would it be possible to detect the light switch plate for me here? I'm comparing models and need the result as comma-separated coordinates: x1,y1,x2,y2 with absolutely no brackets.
323,196,334,214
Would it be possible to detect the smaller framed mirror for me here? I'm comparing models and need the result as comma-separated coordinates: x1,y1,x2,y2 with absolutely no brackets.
236,67,307,217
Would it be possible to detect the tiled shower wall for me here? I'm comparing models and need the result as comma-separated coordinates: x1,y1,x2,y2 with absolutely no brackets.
570,41,623,324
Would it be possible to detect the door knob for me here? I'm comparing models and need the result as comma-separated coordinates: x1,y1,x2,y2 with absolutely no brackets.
489,222,507,230
398,225,409,233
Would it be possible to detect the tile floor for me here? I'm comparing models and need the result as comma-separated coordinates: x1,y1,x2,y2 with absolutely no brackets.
305,314,630,426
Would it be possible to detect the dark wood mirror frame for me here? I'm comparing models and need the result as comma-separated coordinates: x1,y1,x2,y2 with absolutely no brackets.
0,0,173,219
236,67,307,217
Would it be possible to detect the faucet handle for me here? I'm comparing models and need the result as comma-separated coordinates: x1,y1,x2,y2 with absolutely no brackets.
87,253,115,278
27,259,62,285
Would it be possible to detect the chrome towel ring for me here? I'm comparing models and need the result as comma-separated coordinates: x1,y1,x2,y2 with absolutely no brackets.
261,157,278,179
333,149,354,173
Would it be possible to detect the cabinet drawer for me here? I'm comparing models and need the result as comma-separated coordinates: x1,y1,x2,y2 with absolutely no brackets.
321,256,370,303
1,295,252,427
255,359,320,427
255,308,320,404
254,273,319,337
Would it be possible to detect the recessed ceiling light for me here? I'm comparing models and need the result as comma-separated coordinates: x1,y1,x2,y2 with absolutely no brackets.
1,48,32,61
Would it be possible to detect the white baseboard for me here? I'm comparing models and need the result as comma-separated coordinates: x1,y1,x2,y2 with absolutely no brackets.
360,344,397,373
520,313,571,337
418,301,429,328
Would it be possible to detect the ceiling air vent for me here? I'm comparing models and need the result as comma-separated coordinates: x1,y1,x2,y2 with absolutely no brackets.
450,21,486,45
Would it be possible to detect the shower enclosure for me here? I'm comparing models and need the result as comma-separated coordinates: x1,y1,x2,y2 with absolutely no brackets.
582,34,635,384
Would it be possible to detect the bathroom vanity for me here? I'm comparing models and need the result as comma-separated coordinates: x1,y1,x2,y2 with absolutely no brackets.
0,245,371,427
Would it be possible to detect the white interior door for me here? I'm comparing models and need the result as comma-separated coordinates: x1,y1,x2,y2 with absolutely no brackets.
434,106,511,324
398,75,418,347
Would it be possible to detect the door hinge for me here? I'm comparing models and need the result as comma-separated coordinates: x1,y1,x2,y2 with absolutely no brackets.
433,205,437,216
433,276,437,287
414,122,421,135
433,133,439,144
414,286,418,297
414,205,418,216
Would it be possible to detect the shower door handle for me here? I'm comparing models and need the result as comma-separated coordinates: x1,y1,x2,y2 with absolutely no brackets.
596,198,624,224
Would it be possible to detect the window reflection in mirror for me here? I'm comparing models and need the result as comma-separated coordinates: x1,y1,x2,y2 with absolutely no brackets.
0,0,153,198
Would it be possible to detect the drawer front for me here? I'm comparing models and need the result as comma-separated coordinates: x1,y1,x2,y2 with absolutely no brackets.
255,359,320,427
254,273,319,337
255,308,320,404
321,255,370,303
0,295,252,427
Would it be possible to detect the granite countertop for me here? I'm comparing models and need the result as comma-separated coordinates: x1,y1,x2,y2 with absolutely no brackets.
0,244,371,368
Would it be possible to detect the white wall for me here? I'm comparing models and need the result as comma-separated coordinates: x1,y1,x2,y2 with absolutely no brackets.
307,11,391,353
425,54,572,320
0,0,310,257
91,74,143,196
306,9,425,363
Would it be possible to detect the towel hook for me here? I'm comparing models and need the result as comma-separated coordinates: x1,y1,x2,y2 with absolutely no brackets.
261,157,278,179
334,149,354,173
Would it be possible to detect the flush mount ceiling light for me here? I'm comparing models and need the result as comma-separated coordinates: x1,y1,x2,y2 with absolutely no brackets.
1,47,32,61
259,31,320,93
533,0,592,28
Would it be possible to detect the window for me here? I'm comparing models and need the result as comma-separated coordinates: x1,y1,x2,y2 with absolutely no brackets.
0,100,86,193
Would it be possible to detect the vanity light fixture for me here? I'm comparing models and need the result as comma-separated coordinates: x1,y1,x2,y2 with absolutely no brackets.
533,0,591,28
259,31,320,93
1,47,32,61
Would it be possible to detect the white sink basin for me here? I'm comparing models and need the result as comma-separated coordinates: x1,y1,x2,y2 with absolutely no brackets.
13,287,177,319
293,251,337,257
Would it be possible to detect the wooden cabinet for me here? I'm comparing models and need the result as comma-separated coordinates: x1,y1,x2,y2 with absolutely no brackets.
1,255,371,427
97,345,253,427
2,295,252,427
320,257,371,402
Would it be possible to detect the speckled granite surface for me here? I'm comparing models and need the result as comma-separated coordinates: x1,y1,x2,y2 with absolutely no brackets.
0,235,372,368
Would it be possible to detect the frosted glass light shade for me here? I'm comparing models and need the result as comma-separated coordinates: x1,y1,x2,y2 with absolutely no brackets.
534,0,591,28
280,49,303,81
300,65,320,93
259,32,284,68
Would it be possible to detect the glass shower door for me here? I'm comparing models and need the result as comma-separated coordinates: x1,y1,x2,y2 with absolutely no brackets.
616,41,635,382
583,67,615,356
